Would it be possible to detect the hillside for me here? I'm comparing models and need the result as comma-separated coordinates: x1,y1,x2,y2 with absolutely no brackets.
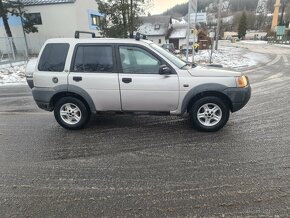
162,0,279,17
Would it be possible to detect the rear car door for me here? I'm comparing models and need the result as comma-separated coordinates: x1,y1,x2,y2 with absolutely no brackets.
68,44,121,111
118,45,179,112
33,43,70,89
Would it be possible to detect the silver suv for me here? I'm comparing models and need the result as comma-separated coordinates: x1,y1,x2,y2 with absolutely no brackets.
26,34,251,132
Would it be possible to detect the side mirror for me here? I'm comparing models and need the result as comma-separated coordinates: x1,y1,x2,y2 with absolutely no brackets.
159,65,172,75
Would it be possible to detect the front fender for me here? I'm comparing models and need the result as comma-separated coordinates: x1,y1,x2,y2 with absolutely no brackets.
181,83,228,114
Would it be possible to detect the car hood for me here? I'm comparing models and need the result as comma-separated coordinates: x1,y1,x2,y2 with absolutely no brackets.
188,66,242,77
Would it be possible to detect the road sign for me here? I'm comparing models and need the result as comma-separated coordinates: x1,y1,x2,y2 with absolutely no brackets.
189,13,207,23
275,26,286,36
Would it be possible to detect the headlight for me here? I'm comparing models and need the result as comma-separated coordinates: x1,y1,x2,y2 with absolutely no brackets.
236,75,249,88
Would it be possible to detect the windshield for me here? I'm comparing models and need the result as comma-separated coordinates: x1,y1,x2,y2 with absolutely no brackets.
150,43,189,69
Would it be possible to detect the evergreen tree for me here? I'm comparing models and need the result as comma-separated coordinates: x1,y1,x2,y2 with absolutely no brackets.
0,0,38,37
238,11,247,39
98,0,149,38
0,0,38,54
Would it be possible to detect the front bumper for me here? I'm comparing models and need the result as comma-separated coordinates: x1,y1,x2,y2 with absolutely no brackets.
223,85,251,112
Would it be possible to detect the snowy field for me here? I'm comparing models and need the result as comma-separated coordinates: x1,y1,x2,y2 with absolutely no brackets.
186,45,270,69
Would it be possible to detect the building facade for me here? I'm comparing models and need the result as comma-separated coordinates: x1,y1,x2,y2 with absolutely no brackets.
0,0,102,54
138,16,173,45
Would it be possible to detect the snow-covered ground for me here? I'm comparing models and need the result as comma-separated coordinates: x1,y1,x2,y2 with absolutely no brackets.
239,40,268,45
239,40,290,48
185,45,270,69
0,62,27,86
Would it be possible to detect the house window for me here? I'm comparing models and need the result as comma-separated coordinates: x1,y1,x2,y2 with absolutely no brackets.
154,24,160,30
26,13,42,25
158,39,162,44
91,14,101,26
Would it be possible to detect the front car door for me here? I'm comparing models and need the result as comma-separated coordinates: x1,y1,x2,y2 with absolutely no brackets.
118,45,179,112
68,44,121,111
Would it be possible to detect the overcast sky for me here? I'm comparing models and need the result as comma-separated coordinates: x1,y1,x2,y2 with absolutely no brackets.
151,0,188,15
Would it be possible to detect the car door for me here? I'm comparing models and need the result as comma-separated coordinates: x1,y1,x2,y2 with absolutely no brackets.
118,45,179,112
68,44,121,111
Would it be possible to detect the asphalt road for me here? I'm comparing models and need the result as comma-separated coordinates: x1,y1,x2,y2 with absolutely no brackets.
1,43,290,217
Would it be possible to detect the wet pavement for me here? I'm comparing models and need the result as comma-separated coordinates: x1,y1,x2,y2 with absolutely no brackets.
1,44,290,217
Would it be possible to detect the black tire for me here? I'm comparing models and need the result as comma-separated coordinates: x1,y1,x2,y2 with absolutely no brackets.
54,97,90,130
189,96,230,132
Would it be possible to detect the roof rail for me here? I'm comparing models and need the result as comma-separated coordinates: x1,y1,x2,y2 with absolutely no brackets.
135,32,147,41
75,31,96,39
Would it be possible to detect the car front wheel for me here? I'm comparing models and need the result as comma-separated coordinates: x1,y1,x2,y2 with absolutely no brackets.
189,96,230,132
54,97,90,130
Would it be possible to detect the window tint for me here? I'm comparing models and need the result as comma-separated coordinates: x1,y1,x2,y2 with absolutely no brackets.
119,47,160,74
73,45,113,72
38,43,69,72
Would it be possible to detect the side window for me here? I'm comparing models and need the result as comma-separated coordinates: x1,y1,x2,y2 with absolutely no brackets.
73,45,113,72
119,47,161,74
38,43,69,72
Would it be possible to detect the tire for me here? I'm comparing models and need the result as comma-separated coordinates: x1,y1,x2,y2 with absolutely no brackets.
54,97,90,130
189,96,230,132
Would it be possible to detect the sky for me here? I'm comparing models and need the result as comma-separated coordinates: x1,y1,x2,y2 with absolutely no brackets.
150,0,188,15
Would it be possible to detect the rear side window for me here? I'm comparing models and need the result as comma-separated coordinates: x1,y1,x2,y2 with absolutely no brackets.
38,43,69,72
72,45,113,73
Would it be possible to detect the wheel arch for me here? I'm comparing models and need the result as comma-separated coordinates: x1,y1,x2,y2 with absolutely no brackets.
186,91,233,112
181,84,233,113
50,85,96,113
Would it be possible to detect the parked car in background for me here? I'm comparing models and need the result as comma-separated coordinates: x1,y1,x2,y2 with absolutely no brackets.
161,43,176,54
180,44,193,54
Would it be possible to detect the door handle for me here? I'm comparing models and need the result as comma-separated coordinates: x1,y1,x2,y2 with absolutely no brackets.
122,78,132,83
73,76,82,82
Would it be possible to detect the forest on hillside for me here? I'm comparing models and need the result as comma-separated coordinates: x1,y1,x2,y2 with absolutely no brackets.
162,0,283,17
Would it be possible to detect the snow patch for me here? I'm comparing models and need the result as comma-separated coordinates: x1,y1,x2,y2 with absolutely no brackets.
0,63,27,86
240,40,268,45
184,46,269,69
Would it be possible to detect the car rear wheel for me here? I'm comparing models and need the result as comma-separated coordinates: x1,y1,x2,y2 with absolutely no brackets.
54,97,90,130
189,96,230,132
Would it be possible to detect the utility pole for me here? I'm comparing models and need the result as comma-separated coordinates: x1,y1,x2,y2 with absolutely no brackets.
271,0,281,31
279,0,286,25
186,2,191,62
215,0,222,50
186,0,197,62
130,0,133,38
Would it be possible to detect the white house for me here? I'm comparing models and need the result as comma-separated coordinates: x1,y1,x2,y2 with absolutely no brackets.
138,16,190,50
0,0,102,54
169,23,188,50
245,31,267,40
137,15,172,45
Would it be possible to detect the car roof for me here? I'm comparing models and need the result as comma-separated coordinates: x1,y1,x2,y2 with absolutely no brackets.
45,38,153,46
